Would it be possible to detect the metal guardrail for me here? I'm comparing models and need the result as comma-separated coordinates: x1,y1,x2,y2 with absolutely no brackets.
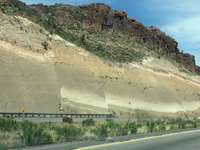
0,112,112,118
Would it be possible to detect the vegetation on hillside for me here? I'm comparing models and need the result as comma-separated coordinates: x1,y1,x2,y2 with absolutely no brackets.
0,1,145,63
0,0,197,76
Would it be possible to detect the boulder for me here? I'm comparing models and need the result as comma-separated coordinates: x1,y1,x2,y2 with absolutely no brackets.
115,9,127,20
0,0,10,7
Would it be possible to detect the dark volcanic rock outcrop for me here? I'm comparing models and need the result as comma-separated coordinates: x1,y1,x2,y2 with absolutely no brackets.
78,3,199,74
0,0,10,7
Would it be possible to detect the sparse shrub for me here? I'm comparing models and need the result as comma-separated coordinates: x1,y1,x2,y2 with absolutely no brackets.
105,119,115,128
155,119,165,126
97,44,104,51
47,37,52,41
159,124,166,131
170,125,175,130
91,119,138,137
122,121,137,135
91,124,109,137
176,118,186,129
146,120,155,132
135,108,152,122
63,116,73,124
0,117,19,132
82,118,95,127
192,119,198,128
22,121,53,146
137,123,142,128
41,41,48,50
53,125,84,142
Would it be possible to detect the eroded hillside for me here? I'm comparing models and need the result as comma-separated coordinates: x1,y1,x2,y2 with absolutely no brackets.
1,1,200,118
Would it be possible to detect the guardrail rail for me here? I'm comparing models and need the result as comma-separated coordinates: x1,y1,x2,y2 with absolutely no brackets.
0,112,112,118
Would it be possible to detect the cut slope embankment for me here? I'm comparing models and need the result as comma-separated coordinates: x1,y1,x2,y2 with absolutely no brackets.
0,12,200,118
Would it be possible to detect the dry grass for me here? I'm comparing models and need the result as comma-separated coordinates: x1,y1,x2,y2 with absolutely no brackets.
137,126,148,134
0,131,21,145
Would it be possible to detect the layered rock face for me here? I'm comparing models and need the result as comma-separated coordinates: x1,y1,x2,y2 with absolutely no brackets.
1,2,200,118
0,11,200,118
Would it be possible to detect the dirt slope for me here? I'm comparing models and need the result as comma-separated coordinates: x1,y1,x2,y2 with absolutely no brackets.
0,12,200,118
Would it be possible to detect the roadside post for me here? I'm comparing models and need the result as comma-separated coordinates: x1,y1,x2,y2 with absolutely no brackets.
22,108,26,146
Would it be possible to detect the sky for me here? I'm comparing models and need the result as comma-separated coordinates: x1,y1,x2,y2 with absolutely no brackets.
21,0,200,66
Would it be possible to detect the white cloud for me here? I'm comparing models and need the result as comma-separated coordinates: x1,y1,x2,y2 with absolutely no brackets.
146,0,200,65
161,16,200,44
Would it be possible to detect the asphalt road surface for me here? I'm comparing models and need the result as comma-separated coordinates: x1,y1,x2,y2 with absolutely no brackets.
77,129,200,150
14,117,138,122
21,128,200,150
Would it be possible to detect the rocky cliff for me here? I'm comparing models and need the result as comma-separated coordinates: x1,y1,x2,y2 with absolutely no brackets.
78,3,199,74
1,1,198,74
32,2,199,74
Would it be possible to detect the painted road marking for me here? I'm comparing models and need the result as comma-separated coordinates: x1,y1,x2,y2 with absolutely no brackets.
76,129,200,150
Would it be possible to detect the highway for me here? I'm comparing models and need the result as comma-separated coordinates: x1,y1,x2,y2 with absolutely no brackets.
77,129,200,150
22,128,200,150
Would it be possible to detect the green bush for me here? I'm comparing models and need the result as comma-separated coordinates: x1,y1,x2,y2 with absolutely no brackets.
91,124,109,137
146,120,155,132
97,44,105,51
53,125,84,141
155,119,163,126
22,121,53,146
91,119,138,137
175,118,186,129
63,116,73,124
136,123,142,128
135,108,152,122
105,119,115,127
41,41,48,50
192,119,198,128
0,117,19,132
122,121,137,135
159,124,166,131
82,118,95,127
170,125,175,130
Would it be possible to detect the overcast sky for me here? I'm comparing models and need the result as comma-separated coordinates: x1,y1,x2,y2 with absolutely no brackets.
21,0,200,66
